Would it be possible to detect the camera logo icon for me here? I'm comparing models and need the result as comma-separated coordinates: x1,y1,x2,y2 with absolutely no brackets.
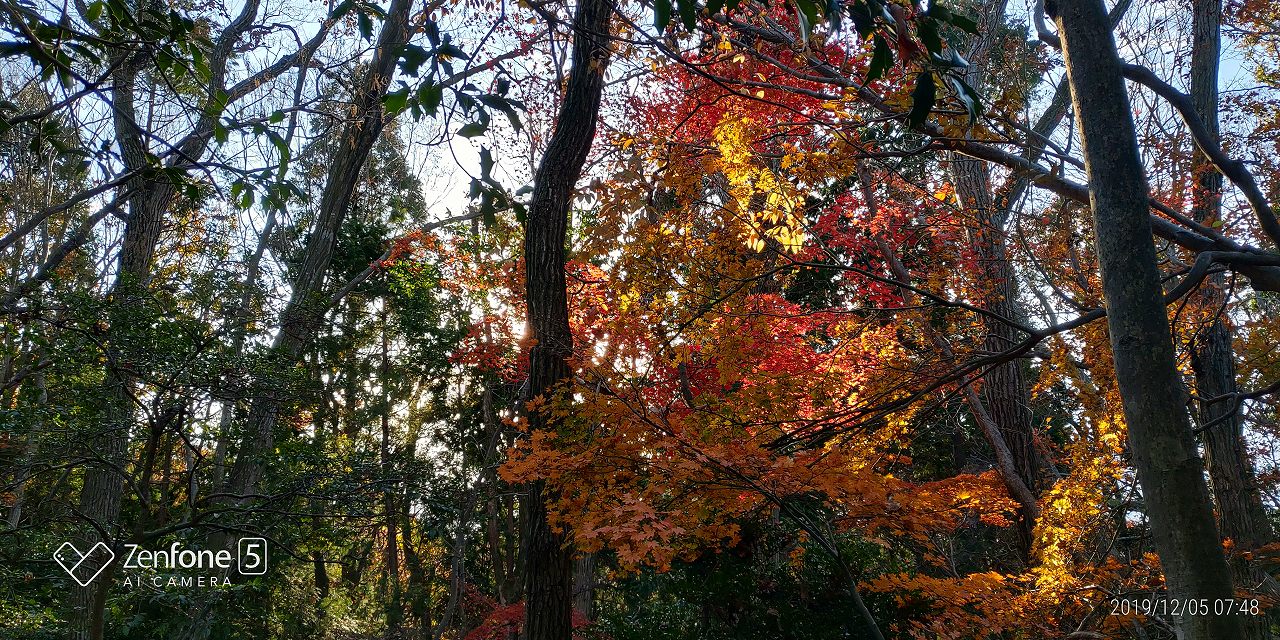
53,542,115,587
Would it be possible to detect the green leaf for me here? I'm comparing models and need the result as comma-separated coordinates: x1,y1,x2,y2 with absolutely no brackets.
457,122,487,138
383,87,410,113
677,0,698,30
847,2,875,37
655,0,673,32
480,190,498,227
917,18,942,55
479,147,495,182
400,43,430,76
949,12,979,34
435,43,470,60
908,72,936,129
86,1,104,22
269,110,286,124
950,75,981,123
929,50,969,68
794,0,820,44
418,83,443,116
357,11,372,41
866,34,892,82
478,94,522,132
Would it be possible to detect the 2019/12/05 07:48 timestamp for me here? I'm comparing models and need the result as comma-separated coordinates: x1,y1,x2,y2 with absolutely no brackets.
1109,598,1262,617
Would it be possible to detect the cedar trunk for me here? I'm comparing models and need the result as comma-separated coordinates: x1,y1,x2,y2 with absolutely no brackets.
951,0,1043,558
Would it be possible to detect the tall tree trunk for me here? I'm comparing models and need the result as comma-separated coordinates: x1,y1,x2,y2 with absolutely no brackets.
520,0,612,638
69,55,171,639
66,2,279,634
224,0,415,504
177,6,413,638
950,0,1043,559
1050,0,1242,637
1187,0,1274,614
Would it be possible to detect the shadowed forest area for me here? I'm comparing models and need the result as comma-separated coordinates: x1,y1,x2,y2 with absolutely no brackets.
3,0,1280,638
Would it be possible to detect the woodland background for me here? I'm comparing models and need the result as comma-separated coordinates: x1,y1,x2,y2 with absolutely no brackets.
2,0,1280,638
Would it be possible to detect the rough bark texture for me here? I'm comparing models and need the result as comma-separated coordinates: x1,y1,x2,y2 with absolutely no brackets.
572,553,596,620
1187,0,1274,615
950,0,1043,558
67,1,293,634
1050,0,1243,637
520,0,612,638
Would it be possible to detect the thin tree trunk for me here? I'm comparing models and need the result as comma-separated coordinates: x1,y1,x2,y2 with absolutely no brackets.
382,304,403,637
1187,0,1274,619
520,0,612,638
177,6,413,638
434,392,507,640
571,554,596,621
209,60,307,497
1050,0,1242,636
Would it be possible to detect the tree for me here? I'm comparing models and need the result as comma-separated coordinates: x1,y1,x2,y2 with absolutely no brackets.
520,0,614,637
1187,0,1275,610
1050,0,1242,636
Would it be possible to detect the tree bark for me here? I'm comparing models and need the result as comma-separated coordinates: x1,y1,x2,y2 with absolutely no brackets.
1187,0,1274,617
520,0,612,638
69,51,167,640
1050,0,1242,637
571,553,596,621
950,0,1043,559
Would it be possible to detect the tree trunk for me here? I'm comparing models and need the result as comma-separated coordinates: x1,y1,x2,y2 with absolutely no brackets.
225,0,415,503
176,6,413,638
950,0,1043,559
1187,0,1274,617
571,553,596,621
70,55,172,639
5,369,46,528
520,0,612,638
1050,0,1242,637
382,305,403,637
